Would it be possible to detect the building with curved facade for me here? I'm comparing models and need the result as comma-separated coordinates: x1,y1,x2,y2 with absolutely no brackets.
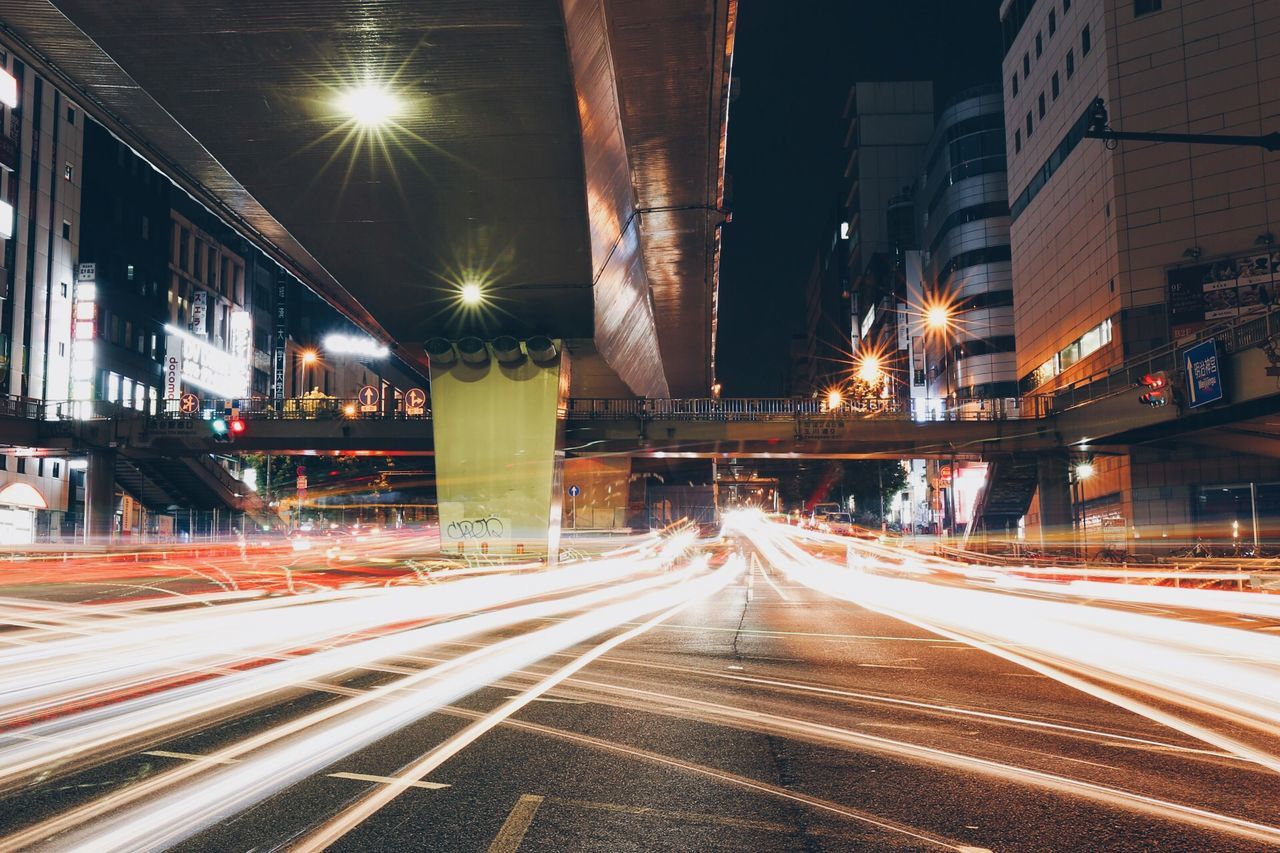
915,86,1016,404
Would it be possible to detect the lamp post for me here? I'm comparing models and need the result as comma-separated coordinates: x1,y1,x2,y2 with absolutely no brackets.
925,302,954,415
300,349,318,396
1074,460,1094,562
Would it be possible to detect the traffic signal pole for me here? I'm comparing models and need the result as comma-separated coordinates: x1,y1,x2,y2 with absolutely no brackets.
1084,98,1280,152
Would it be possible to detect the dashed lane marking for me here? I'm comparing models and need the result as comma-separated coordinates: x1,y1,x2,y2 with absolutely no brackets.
488,794,545,853
327,771,450,790
142,751,451,789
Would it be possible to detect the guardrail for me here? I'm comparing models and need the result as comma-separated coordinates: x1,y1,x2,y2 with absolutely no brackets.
566,396,1051,422
1045,303,1280,411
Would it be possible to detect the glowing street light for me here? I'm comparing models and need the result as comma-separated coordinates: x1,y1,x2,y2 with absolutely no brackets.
460,282,484,306
855,353,883,385
825,388,844,410
301,350,319,366
925,303,952,331
335,84,401,128
1075,461,1095,479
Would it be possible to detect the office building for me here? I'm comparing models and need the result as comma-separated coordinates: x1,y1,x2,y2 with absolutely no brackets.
0,49,78,540
1003,0,1280,543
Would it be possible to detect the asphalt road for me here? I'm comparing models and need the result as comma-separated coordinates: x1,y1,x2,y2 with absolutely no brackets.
1,538,1278,852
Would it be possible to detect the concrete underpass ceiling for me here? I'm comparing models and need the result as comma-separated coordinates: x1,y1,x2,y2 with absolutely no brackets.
3,0,733,397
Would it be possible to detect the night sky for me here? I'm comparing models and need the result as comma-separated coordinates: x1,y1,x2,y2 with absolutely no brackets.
716,1,1002,395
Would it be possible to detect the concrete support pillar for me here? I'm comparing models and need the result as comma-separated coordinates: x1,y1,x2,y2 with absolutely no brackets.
1036,452,1073,551
430,338,568,561
85,447,117,544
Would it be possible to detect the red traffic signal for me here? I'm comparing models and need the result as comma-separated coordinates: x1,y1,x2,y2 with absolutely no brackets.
1139,371,1171,407
229,419,246,434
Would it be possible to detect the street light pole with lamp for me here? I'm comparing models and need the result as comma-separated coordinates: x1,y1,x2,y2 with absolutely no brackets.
1073,460,1095,562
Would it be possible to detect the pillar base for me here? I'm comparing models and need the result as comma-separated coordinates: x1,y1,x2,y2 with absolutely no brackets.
430,339,568,560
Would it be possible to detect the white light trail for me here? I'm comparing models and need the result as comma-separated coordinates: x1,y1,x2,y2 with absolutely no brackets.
23,557,733,852
727,512,1280,777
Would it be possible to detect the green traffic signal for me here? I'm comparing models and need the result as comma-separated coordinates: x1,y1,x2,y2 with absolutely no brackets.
211,417,229,435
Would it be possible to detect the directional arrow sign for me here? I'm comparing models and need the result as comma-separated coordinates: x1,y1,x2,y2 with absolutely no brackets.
357,384,379,412
404,387,426,415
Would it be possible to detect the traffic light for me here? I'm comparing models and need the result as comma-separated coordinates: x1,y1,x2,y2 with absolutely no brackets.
1139,371,1171,407
229,418,246,436
210,417,232,443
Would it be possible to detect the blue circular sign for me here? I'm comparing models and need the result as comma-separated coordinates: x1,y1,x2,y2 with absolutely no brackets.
568,485,581,497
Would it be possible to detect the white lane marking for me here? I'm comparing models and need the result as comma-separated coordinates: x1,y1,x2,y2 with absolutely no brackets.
957,847,994,853
504,695,587,704
142,750,238,766
857,663,926,670
328,772,450,790
143,751,450,789
755,558,792,601
726,665,745,671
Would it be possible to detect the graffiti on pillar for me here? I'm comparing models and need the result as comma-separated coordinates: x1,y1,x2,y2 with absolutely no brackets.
446,516,505,540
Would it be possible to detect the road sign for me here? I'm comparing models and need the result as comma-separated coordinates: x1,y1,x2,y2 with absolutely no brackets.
568,485,581,497
179,392,200,415
404,387,426,416
357,384,379,412
296,475,308,491
1185,339,1223,408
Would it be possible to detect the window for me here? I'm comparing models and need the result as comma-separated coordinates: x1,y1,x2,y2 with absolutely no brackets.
1015,129,1022,153
1082,24,1091,55
1134,0,1161,15
1052,72,1060,99
1023,53,1030,77
52,461,60,479
127,264,135,281
63,163,73,181
16,457,25,475
141,215,149,239
1066,49,1075,78
1026,112,1033,137
1011,75,1019,96
1038,93,1046,118
1035,32,1043,57
1064,0,1071,11
37,458,44,477
66,106,76,124
179,228,190,272
61,220,70,240
60,282,68,298
58,342,65,357
1049,9,1057,34
0,455,6,472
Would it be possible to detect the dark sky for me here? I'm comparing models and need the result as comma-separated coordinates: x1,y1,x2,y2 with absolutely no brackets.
716,1,1002,395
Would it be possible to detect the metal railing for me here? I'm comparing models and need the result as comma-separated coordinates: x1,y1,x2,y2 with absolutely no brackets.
156,397,431,420
1044,303,1280,412
566,396,1050,422
0,395,46,420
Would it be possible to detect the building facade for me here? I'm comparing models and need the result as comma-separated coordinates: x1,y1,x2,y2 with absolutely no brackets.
0,51,79,540
1003,0,1280,544
842,82,934,359
916,85,1016,405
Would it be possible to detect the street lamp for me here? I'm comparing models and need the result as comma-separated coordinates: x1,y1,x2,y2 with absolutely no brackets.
923,299,956,408
1073,460,1094,560
301,349,319,395
460,282,484,306
855,353,883,386
825,388,844,410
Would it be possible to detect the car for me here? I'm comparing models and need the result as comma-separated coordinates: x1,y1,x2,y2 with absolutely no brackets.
819,511,854,535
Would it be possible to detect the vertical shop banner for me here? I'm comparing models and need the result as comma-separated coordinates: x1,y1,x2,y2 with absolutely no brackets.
188,290,208,337
165,335,182,400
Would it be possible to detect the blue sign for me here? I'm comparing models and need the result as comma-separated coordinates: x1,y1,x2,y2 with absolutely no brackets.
357,385,380,408
568,485,581,498
1184,339,1224,408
